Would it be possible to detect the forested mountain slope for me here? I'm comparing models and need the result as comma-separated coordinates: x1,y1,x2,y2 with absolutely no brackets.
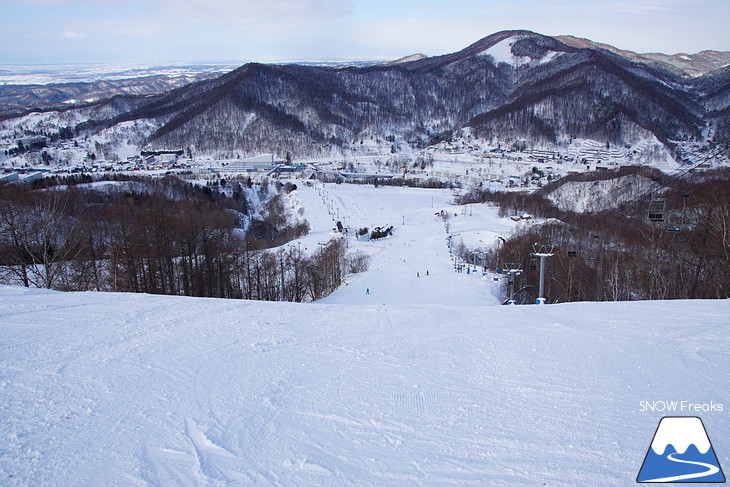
3,30,729,162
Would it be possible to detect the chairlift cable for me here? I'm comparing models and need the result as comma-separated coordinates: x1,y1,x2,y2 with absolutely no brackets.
544,144,728,259
570,145,728,234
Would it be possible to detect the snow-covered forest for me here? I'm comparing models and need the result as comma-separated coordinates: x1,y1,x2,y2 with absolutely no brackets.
2,164,729,303
457,166,730,302
0,175,360,301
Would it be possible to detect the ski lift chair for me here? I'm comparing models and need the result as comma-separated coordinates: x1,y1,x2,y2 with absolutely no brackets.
664,194,690,232
647,198,666,222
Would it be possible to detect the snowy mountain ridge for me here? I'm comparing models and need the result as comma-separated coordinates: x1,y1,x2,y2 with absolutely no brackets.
478,34,565,68
1,30,727,167
555,35,730,78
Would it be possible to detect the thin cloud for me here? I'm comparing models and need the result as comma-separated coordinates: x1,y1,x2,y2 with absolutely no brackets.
72,19,178,38
0,0,69,5
1,0,354,23
602,0,686,14
353,18,490,58
156,0,353,25
62,29,84,38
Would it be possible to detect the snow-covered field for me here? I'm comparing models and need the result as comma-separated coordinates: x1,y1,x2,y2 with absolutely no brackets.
1,183,728,486
0,63,239,86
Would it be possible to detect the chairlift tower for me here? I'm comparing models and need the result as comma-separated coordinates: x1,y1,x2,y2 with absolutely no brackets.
279,252,285,302
532,244,554,305
502,263,523,305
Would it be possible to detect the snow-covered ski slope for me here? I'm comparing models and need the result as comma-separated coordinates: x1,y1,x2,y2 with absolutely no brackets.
1,183,729,487
1,289,728,486
290,183,516,306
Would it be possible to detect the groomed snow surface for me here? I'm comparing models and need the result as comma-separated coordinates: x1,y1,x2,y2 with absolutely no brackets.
1,183,729,486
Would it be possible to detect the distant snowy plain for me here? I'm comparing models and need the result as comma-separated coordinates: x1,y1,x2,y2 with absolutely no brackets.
0,64,239,86
1,183,728,486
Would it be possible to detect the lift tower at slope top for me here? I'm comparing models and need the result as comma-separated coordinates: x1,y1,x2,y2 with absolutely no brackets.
532,244,554,305
502,263,523,305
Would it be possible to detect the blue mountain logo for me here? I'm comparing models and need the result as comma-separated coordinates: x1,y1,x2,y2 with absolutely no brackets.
637,416,725,483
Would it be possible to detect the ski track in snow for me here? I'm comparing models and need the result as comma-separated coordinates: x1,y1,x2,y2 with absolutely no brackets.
0,183,729,486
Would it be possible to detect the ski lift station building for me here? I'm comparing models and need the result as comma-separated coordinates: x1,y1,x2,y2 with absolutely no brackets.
223,154,279,173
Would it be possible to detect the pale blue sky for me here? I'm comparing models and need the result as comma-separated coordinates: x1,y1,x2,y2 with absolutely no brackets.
0,0,727,65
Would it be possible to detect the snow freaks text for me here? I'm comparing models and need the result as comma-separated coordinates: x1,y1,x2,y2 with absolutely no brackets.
639,401,724,413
